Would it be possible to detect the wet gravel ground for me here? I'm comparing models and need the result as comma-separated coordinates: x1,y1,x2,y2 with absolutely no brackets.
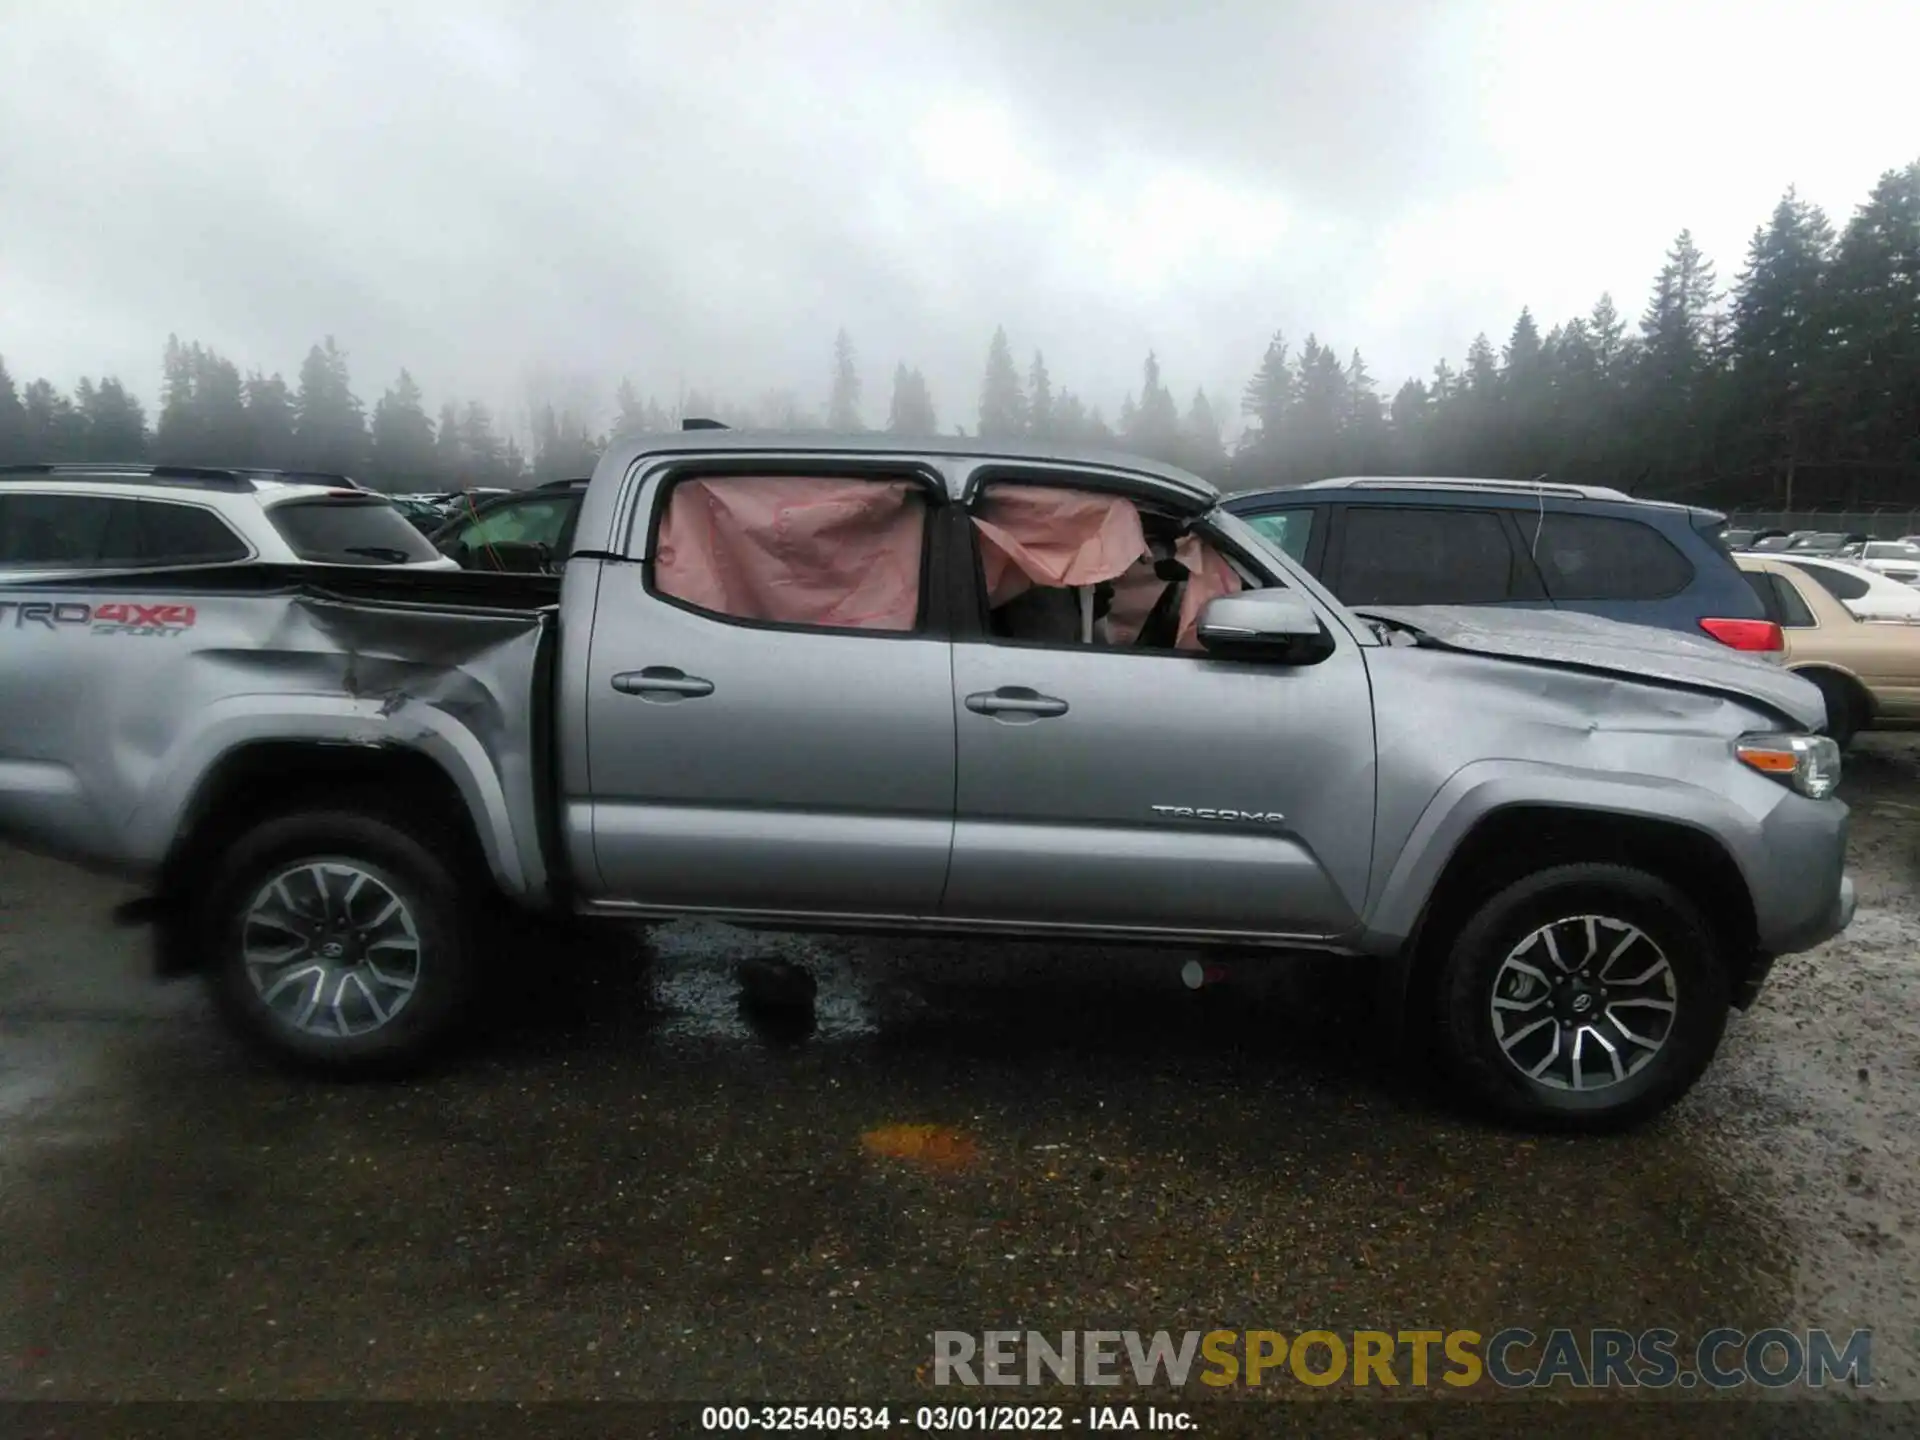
0,739,1916,1426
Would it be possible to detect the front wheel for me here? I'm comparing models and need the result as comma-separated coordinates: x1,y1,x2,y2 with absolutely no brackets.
1434,863,1730,1131
202,807,477,1076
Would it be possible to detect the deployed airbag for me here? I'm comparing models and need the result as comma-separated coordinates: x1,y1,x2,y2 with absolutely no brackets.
655,477,926,631
1103,534,1244,650
973,485,1148,606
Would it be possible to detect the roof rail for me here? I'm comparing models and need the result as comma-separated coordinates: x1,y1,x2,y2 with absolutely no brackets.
0,462,257,492
1311,476,1631,502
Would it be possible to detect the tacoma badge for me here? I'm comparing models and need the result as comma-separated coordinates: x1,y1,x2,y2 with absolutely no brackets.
1151,805,1286,824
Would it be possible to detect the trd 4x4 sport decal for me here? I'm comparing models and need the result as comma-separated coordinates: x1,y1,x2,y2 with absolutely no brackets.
0,600,198,636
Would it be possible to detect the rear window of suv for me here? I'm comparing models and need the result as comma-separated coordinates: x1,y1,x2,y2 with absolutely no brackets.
1527,513,1693,600
265,498,443,565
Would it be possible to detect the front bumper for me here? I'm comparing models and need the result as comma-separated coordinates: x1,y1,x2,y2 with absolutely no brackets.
1799,871,1859,952
1738,873,1855,1008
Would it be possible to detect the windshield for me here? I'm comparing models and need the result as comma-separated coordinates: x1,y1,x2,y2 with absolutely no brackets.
264,497,444,565
1865,542,1920,561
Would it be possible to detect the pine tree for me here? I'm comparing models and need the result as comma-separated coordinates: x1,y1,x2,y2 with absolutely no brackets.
1027,352,1054,439
1635,230,1722,488
502,435,529,486
1388,378,1432,469
193,346,248,463
886,364,937,436
827,328,862,431
155,335,198,461
370,370,437,489
459,402,505,486
1181,388,1225,472
978,326,1026,438
1731,188,1836,487
1340,349,1385,470
1820,160,1920,465
1130,351,1181,457
77,377,148,459
1289,337,1348,478
293,337,368,475
1053,391,1089,444
612,378,656,437
532,404,601,481
1639,230,1720,397
242,373,295,468
1239,331,1293,451
1463,333,1500,396
22,380,85,460
433,401,466,483
1501,309,1550,472
0,356,24,462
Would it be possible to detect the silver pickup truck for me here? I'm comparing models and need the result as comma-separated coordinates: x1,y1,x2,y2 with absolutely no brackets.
0,435,1855,1128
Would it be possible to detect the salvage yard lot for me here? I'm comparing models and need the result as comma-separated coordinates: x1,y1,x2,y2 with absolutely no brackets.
1,737,1916,1402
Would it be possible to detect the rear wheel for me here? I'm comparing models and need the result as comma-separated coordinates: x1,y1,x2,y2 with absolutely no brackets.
1434,863,1730,1131
203,808,476,1075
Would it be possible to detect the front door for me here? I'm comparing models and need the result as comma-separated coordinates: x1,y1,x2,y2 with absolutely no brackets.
943,485,1378,938
581,467,955,916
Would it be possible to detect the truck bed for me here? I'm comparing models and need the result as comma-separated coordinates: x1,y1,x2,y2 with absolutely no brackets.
0,564,562,897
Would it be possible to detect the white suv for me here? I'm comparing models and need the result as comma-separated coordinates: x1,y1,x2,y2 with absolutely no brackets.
0,464,459,581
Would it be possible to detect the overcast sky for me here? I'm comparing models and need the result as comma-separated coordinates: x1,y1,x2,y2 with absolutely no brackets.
3,0,1915,440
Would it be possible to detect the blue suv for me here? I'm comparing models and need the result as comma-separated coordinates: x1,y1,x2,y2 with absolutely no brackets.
1222,477,1782,655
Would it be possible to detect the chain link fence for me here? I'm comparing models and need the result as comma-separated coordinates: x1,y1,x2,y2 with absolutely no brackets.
1722,510,1920,538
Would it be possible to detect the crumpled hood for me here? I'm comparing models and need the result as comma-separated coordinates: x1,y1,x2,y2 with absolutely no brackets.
1354,604,1827,730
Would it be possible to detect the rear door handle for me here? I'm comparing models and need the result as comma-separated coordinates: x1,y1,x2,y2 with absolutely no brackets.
612,667,715,700
965,686,1069,719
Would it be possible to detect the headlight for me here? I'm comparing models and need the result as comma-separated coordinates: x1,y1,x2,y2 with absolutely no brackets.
1734,732,1843,799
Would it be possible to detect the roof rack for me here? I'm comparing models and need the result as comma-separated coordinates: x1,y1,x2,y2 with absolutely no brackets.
681,417,728,431
0,462,259,492
1301,475,1633,502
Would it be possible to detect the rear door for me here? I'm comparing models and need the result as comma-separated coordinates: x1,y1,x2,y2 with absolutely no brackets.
1326,504,1550,609
579,463,957,916
943,477,1376,938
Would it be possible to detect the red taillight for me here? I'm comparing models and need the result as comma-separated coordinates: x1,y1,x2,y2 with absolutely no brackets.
1700,617,1784,652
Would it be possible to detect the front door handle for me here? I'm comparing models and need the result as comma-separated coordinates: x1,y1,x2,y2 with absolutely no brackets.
612,667,715,700
965,686,1069,719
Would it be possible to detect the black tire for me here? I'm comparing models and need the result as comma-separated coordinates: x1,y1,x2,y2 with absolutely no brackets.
1803,669,1862,750
201,807,476,1076
1434,863,1730,1132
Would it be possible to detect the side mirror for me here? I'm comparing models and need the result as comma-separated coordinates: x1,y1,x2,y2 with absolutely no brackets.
1196,590,1336,665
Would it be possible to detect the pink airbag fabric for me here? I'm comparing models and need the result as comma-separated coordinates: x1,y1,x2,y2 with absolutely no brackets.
655,477,925,631
1172,532,1244,650
973,485,1148,606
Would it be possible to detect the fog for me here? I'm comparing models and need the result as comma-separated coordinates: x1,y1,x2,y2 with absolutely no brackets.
3,0,1914,435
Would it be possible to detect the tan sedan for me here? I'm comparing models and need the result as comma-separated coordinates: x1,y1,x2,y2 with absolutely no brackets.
1739,554,1920,746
